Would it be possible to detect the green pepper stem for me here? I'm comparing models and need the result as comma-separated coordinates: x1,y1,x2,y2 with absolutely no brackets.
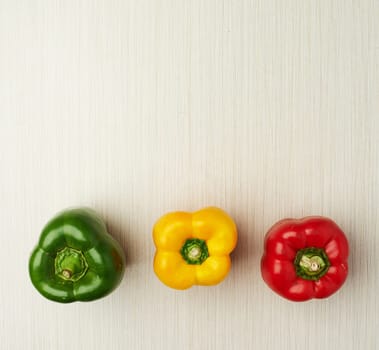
180,238,209,265
294,247,330,281
55,247,88,282
62,269,72,279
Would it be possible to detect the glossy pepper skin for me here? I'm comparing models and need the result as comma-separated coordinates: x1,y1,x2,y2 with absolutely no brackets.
261,216,349,302
153,207,238,290
29,208,125,303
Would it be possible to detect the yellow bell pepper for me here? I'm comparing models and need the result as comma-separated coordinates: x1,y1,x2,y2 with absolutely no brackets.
153,207,238,290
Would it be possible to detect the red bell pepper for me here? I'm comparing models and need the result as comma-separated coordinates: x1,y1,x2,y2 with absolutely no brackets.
261,217,349,302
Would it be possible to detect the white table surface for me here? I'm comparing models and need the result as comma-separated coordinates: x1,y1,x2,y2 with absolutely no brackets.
1,1,378,349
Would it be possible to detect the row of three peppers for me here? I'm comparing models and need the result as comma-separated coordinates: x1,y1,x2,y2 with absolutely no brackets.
29,207,349,302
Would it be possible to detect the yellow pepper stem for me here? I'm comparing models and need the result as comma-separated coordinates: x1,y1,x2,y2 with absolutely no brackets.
180,238,209,265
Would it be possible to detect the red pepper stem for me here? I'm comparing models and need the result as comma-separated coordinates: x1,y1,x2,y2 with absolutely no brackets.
294,247,330,281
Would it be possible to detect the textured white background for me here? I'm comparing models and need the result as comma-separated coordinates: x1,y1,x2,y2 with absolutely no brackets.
1,1,378,349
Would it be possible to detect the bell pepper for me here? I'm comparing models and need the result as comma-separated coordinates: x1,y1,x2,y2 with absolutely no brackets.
29,208,125,303
261,216,349,301
153,207,238,290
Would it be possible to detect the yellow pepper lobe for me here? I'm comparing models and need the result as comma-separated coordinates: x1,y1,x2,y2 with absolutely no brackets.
153,207,238,290
196,256,231,286
154,251,196,290
153,212,193,251
192,207,237,255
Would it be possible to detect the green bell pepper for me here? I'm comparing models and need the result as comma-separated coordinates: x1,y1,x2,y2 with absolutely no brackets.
29,208,125,303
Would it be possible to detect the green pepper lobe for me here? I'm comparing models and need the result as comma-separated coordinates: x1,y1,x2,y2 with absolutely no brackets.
29,208,125,303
